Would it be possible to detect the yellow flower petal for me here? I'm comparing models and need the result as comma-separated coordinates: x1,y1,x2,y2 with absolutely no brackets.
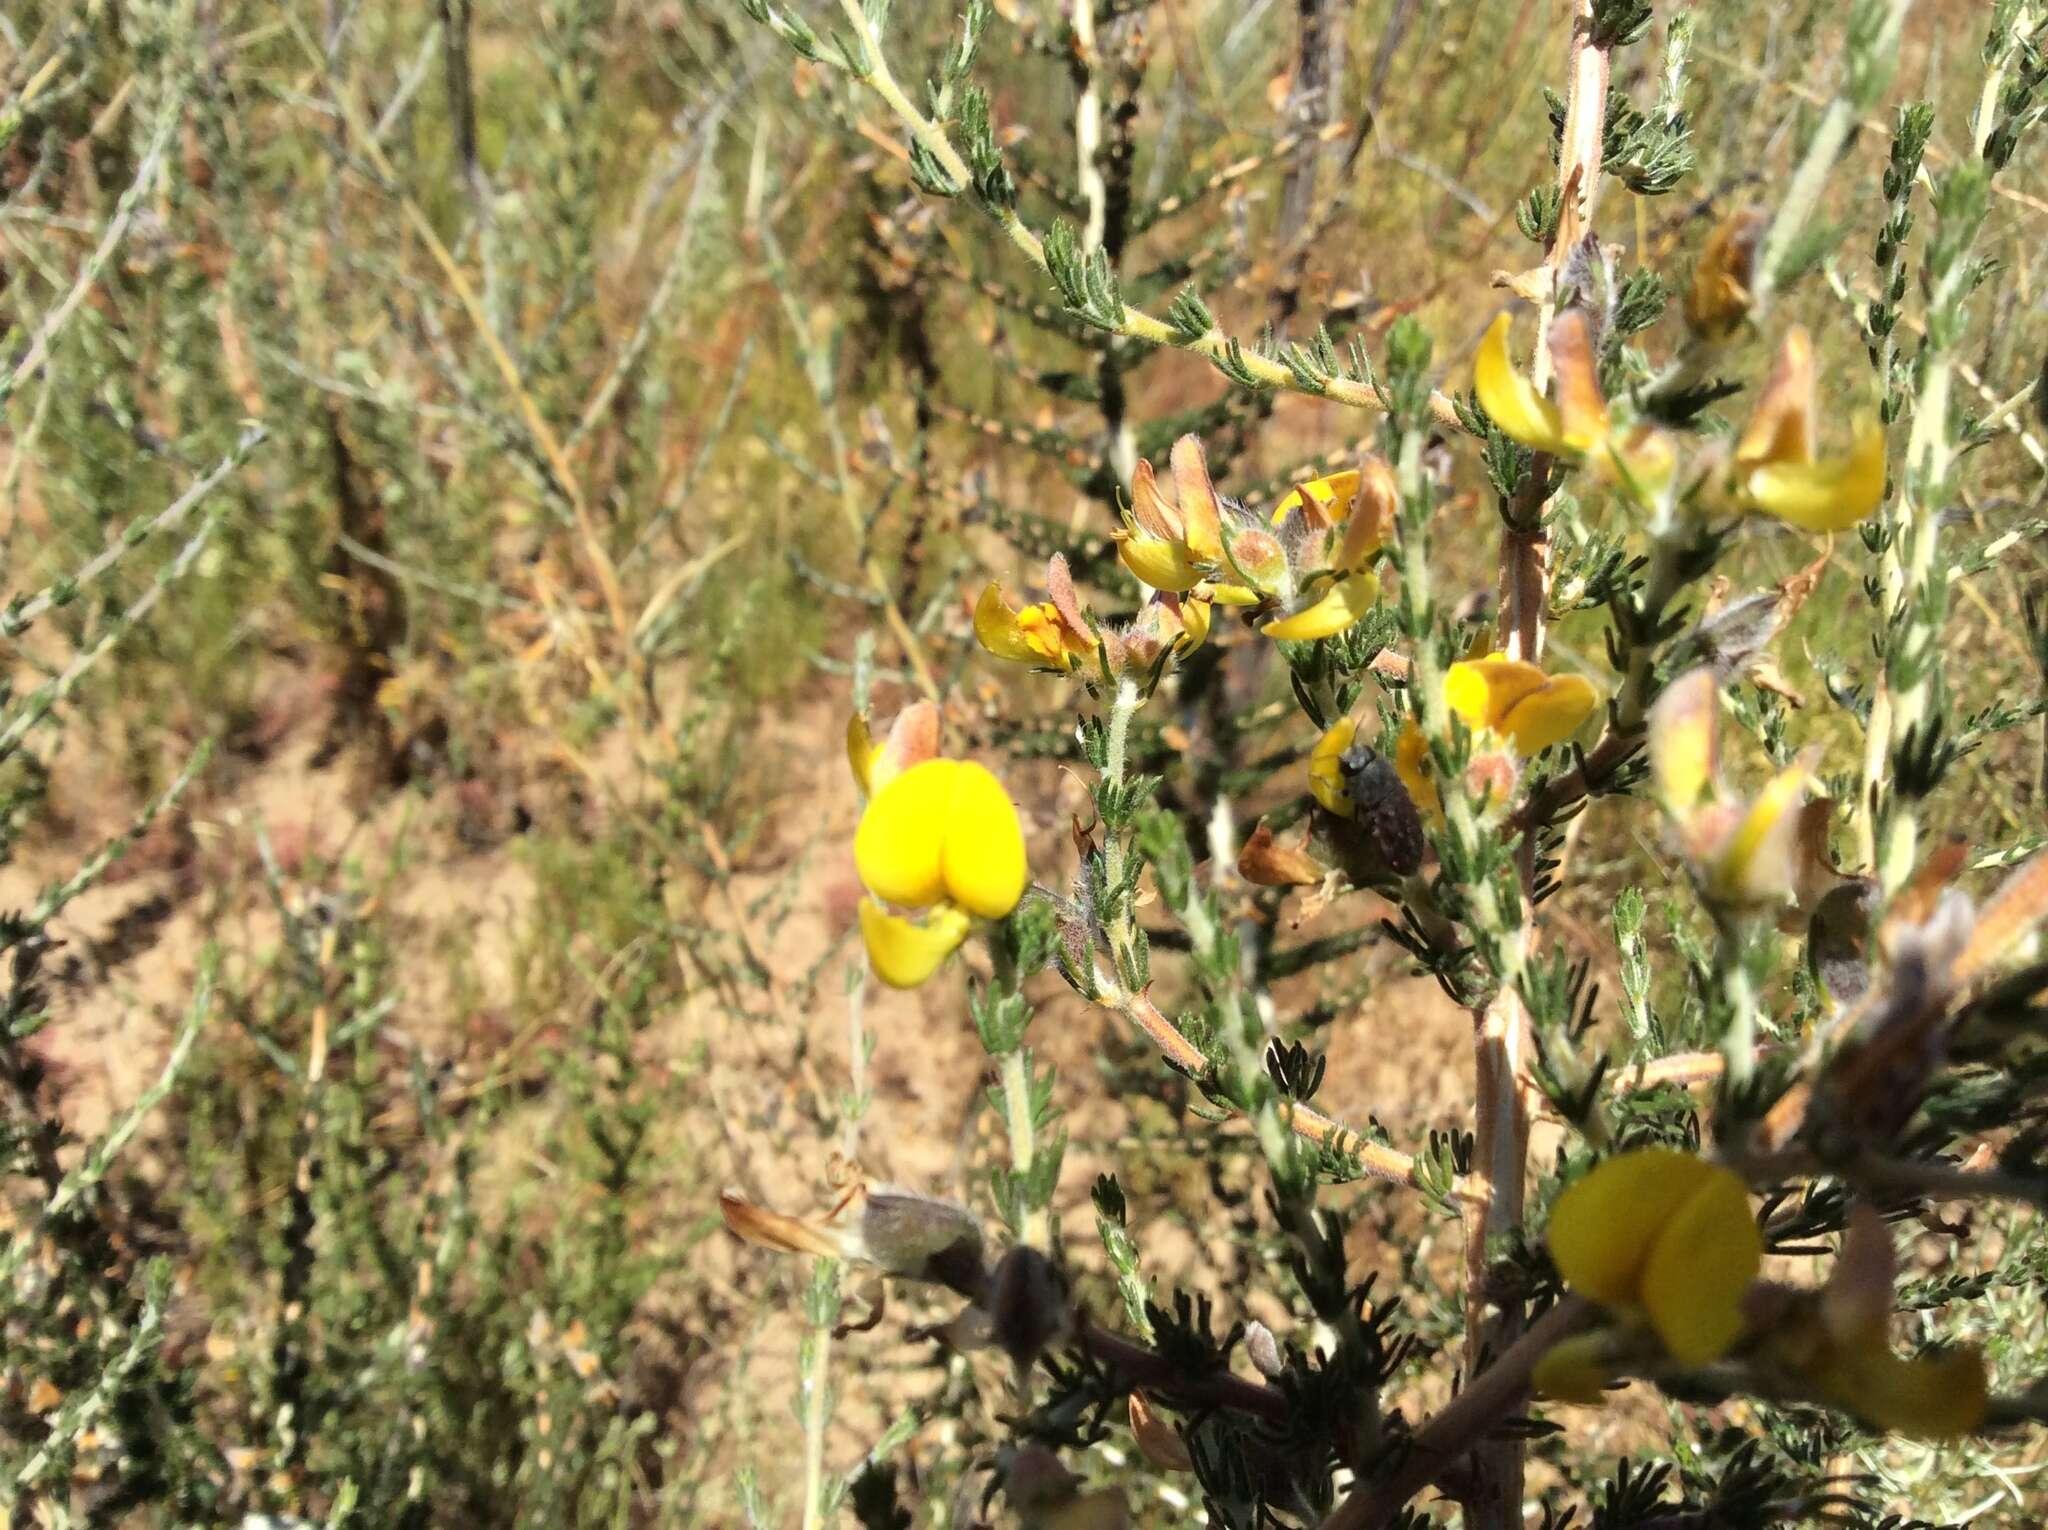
1736,327,1817,468
1261,571,1380,641
1206,580,1262,607
1496,672,1599,755
1116,528,1205,593
1444,654,1546,735
1707,755,1812,905
1444,655,1598,755
860,899,971,989
940,762,1029,918
1821,1346,1988,1439
1309,720,1359,817
1170,436,1224,562
1475,313,1568,454
1177,595,1212,653
855,759,959,908
1532,1333,1618,1405
1272,470,1360,529
848,714,880,796
1393,723,1442,821
974,583,1041,665
1639,1164,1761,1366
1648,668,1719,809
1015,604,1083,669
1548,308,1610,452
1334,456,1400,571
1742,419,1887,532
1549,1148,1718,1309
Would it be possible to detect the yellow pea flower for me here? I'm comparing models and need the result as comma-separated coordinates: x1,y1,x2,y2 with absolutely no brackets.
1271,468,1361,526
1727,327,1886,533
1115,443,1219,593
1739,422,1886,533
1443,653,1601,755
1773,1208,1987,1438
1117,435,1394,642
1272,455,1398,572
1476,313,1571,456
1261,570,1381,641
975,558,1095,672
1546,1147,1762,1368
1703,755,1815,907
1809,1345,1989,1439
1648,668,1819,910
1479,310,1881,529
854,757,1028,988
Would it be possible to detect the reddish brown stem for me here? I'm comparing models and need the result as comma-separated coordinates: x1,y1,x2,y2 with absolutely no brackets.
1324,1297,1594,1529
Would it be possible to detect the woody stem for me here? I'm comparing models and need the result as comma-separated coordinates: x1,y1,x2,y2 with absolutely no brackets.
1467,7,1612,1524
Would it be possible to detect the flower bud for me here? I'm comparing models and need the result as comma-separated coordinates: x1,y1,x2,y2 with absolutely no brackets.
1244,1319,1285,1378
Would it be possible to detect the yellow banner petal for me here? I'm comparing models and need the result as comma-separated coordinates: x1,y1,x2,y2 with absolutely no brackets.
1170,435,1224,562
1547,1148,1717,1309
854,759,959,908
1638,1164,1761,1366
1548,308,1610,452
940,762,1029,918
1736,327,1817,468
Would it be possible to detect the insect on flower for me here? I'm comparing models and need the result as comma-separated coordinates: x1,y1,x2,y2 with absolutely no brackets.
1336,740,1426,877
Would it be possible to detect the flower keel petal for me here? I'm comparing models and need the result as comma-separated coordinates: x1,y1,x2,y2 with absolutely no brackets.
860,899,972,989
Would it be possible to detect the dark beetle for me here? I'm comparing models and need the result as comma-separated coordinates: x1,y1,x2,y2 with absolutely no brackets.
1337,741,1426,877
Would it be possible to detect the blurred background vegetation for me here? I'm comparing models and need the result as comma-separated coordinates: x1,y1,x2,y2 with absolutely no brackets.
1,0,2044,1523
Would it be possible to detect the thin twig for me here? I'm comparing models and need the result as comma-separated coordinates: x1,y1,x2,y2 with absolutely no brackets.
823,0,1463,428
